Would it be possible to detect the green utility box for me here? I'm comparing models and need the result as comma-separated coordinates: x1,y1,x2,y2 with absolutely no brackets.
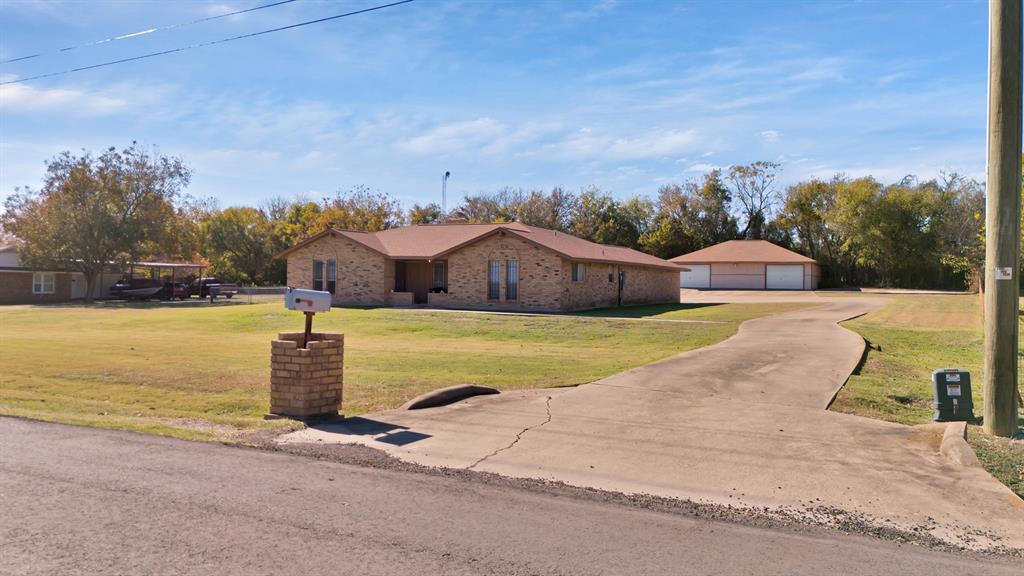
932,368,974,422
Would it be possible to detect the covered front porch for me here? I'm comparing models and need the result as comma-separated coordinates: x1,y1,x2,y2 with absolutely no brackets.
391,259,447,305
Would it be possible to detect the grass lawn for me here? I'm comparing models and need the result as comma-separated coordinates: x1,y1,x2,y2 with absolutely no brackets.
831,292,1024,498
0,299,811,442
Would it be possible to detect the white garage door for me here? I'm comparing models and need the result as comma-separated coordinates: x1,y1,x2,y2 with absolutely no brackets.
680,264,711,288
765,265,804,290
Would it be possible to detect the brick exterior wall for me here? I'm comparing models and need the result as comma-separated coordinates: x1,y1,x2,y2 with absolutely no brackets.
618,264,680,306
285,234,393,305
269,332,344,419
561,261,617,309
0,270,73,304
559,262,679,309
444,231,565,310
283,230,679,311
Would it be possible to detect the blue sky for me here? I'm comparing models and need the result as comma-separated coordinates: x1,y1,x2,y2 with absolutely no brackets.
0,0,988,210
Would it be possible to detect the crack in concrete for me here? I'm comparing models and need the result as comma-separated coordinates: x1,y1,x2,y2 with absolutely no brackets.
467,396,553,470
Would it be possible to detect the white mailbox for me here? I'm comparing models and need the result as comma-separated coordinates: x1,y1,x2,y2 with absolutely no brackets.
285,288,332,313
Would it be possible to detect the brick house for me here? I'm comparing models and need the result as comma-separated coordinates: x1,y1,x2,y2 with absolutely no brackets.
277,223,682,311
0,243,78,304
0,243,179,304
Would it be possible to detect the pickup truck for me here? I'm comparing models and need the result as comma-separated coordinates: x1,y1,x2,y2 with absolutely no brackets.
189,277,239,299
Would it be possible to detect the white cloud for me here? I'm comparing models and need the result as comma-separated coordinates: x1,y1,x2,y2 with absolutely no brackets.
399,117,507,155
556,128,700,161
787,57,846,83
0,80,127,114
204,3,237,17
876,71,909,87
758,130,782,142
563,0,619,21
608,129,699,159
685,162,721,173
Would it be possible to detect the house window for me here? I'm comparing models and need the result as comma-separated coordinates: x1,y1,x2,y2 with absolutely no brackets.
313,260,324,291
32,272,55,294
506,260,518,301
571,262,586,282
487,260,500,300
326,260,336,294
433,261,446,290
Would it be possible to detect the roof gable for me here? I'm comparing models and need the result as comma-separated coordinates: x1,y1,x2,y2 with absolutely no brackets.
670,240,816,264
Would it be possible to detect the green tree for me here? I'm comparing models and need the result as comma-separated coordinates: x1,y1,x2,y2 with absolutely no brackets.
932,172,985,290
453,187,577,230
1,144,191,300
275,201,323,244
408,202,443,225
639,184,693,259
453,188,519,223
640,171,737,259
318,186,404,231
566,189,652,249
201,207,281,284
515,187,575,231
687,169,738,247
777,178,850,286
614,196,654,249
831,176,948,288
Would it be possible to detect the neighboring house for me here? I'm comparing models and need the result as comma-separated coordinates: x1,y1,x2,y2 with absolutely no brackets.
0,243,76,304
277,223,682,311
0,244,127,304
671,240,821,290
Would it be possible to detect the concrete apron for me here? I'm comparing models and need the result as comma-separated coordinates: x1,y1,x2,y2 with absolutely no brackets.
280,300,1024,551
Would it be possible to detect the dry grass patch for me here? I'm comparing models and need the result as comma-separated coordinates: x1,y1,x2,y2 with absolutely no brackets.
0,300,807,441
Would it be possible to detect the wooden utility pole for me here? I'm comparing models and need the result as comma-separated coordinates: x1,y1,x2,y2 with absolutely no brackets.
984,0,1022,437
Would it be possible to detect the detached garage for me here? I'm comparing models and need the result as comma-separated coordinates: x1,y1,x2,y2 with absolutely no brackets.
671,240,820,290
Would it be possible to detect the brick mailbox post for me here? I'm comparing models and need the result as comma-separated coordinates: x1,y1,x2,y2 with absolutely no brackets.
269,331,344,419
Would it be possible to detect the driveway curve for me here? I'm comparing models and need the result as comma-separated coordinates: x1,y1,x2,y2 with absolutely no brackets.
282,299,1024,551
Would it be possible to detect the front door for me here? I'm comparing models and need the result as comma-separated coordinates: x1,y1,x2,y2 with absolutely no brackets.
406,261,431,304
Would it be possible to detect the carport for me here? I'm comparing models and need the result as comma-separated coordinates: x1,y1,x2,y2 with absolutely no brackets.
671,240,820,290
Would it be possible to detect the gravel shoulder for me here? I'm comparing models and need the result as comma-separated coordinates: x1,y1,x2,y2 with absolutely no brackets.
267,438,1024,560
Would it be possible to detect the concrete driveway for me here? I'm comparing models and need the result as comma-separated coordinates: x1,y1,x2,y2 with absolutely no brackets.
281,296,1024,551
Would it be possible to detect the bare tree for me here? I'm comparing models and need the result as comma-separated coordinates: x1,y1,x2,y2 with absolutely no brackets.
728,161,781,239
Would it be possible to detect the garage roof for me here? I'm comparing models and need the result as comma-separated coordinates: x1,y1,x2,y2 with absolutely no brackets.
670,240,816,264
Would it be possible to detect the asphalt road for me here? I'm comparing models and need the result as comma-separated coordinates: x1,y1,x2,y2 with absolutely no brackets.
1,417,1019,576
283,299,1024,549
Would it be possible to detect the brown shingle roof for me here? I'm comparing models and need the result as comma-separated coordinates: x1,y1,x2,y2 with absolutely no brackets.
278,223,681,270
670,240,816,264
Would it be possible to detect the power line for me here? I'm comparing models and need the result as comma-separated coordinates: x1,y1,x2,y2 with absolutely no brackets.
0,0,415,85
1,0,301,65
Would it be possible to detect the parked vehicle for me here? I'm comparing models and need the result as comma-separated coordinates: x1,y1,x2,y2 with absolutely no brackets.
189,277,239,299
160,282,190,300
110,277,164,300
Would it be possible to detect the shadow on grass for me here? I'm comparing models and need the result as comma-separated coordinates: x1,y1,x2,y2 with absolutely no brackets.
576,303,722,319
34,298,256,310
850,337,883,376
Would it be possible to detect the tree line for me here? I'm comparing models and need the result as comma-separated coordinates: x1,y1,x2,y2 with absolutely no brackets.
0,144,994,295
